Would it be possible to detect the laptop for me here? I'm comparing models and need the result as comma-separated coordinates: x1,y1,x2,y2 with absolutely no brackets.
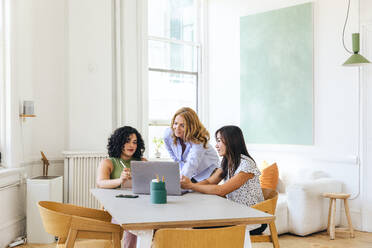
131,161,187,196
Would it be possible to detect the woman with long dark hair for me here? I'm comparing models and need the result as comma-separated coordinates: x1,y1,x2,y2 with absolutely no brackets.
180,125,263,207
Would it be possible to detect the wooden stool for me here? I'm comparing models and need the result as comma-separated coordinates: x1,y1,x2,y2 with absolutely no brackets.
323,193,354,240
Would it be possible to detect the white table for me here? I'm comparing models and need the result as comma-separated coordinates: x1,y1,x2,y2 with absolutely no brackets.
91,188,273,248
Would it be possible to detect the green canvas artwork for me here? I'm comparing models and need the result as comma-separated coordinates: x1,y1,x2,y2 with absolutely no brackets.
240,2,313,145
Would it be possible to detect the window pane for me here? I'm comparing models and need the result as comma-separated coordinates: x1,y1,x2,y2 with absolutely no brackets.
148,0,197,42
148,40,197,72
148,125,170,159
148,71,197,121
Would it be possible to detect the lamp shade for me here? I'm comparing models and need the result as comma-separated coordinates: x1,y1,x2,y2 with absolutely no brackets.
343,33,371,66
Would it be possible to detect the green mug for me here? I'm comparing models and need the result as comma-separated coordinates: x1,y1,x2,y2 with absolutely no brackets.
150,180,167,204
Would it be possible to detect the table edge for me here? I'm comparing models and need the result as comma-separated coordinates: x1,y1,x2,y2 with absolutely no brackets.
121,216,275,230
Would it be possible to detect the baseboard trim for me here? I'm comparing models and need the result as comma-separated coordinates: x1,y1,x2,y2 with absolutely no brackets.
362,207,372,232
0,217,25,248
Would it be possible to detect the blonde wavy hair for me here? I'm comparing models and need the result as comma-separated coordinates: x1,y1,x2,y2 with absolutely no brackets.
171,107,210,148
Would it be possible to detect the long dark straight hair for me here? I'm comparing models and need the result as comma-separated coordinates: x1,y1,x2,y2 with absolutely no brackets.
215,125,255,179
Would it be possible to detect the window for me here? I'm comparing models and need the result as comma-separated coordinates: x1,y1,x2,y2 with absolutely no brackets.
147,0,201,158
0,0,10,167
0,0,5,166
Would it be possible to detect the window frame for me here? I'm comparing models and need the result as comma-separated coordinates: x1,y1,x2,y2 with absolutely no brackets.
0,0,11,168
146,0,204,158
147,36,201,125
0,0,6,167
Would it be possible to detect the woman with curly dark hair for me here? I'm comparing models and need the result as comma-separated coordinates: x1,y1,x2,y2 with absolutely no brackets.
97,126,146,248
97,126,146,189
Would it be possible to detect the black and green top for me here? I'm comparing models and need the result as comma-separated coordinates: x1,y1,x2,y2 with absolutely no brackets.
109,157,139,179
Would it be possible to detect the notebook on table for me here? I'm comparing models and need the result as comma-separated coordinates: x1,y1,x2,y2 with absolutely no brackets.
131,161,189,196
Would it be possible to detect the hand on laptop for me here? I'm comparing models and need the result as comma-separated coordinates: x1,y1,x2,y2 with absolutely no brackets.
120,168,132,184
180,175,192,189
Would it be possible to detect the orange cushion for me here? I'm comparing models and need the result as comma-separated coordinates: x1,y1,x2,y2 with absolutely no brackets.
259,161,279,190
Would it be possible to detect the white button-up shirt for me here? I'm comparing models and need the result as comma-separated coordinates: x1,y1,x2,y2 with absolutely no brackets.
163,127,219,182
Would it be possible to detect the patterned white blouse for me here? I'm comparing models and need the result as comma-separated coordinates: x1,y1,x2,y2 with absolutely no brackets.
219,154,264,207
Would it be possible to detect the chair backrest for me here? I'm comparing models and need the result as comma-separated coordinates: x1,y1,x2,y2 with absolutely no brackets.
38,201,112,238
152,225,246,248
251,189,278,215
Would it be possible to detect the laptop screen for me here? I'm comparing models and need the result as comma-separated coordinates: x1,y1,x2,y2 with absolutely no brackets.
131,161,183,195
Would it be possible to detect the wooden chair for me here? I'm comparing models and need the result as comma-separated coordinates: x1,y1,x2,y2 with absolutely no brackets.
38,201,123,248
250,188,280,248
152,225,246,248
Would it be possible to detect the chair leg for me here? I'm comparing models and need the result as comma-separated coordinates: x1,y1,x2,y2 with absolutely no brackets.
269,221,280,248
58,237,66,245
327,198,333,235
344,199,355,238
65,229,78,248
329,198,336,240
113,232,121,248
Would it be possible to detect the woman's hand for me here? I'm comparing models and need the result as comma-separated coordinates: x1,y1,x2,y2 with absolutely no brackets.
120,168,132,183
180,175,193,189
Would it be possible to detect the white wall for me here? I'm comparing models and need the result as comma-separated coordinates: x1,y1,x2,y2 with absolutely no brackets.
8,0,118,160
1,0,67,245
67,0,115,151
7,0,67,164
207,0,371,231
360,0,372,232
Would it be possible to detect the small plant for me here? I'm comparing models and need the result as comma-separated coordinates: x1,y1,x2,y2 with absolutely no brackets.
153,137,164,151
152,137,164,158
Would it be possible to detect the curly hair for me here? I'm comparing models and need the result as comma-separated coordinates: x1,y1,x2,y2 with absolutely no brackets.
171,107,209,148
107,126,145,159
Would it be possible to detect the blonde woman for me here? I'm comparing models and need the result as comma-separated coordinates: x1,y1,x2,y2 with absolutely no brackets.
164,107,219,182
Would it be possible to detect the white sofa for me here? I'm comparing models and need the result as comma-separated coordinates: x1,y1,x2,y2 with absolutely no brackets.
269,169,342,236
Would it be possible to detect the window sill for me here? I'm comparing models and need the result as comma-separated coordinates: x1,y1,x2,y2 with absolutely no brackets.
0,167,22,178
149,157,173,162
0,167,23,189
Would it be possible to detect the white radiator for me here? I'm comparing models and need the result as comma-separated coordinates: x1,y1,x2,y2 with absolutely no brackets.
63,151,108,209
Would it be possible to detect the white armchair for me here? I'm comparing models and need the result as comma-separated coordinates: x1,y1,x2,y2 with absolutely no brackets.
286,177,342,235
269,170,342,236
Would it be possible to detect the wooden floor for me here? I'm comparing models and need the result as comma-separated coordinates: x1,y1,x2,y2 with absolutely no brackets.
19,231,372,248
253,230,372,248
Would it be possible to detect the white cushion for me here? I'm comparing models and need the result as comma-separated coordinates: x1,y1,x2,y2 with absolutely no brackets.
286,178,342,236
262,193,288,235
275,193,289,235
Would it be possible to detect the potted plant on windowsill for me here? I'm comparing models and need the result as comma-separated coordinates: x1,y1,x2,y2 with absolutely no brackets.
153,137,164,158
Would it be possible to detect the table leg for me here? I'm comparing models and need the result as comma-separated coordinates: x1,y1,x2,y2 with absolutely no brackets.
244,226,252,248
128,230,154,248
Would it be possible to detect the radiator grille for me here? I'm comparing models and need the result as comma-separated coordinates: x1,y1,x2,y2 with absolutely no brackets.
63,152,107,209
